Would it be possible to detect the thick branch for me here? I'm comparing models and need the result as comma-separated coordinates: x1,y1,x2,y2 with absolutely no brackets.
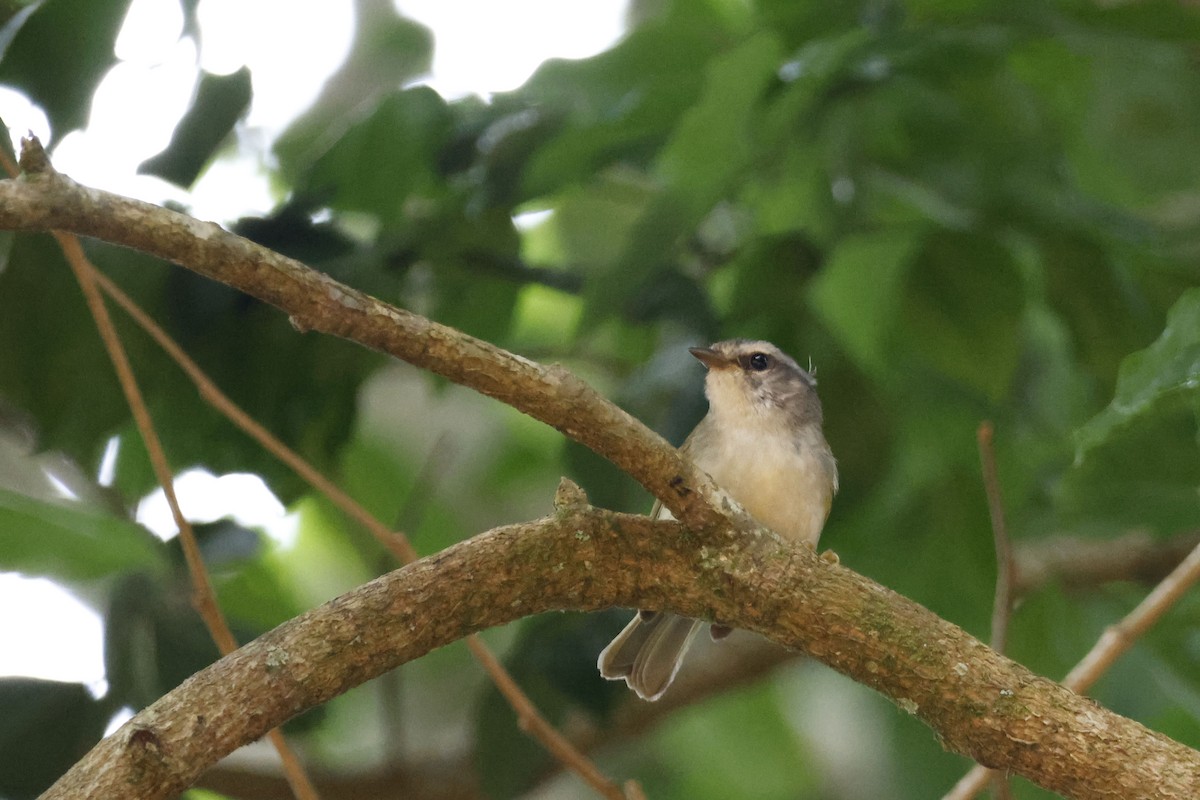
198,528,1200,800
36,501,1200,800
0,163,733,537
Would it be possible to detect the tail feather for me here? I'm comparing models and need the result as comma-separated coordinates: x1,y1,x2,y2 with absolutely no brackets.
597,612,702,701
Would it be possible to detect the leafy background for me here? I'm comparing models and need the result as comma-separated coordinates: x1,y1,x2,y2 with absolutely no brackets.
1,0,1199,798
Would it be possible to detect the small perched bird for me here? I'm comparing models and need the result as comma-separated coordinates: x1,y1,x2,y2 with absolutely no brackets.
597,339,838,701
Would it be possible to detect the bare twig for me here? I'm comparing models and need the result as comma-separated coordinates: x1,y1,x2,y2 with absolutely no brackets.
194,635,793,800
978,421,1014,654
1064,540,1200,693
90,269,419,563
32,497,1200,800
92,250,631,798
4,136,734,537
464,636,630,800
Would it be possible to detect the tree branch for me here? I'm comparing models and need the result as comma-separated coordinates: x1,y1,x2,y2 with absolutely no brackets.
1013,529,1200,596
31,496,1200,800
195,528,1200,800
4,147,1200,800
2,147,731,537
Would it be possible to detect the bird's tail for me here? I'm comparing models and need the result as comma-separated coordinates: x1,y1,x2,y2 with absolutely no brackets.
597,611,702,701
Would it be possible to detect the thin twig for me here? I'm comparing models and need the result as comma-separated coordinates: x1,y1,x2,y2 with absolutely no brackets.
976,422,1014,800
93,262,636,798
944,538,1200,800
1063,539,1200,693
978,422,1014,656
17,137,1197,800
53,233,320,800
464,636,630,800
91,269,418,563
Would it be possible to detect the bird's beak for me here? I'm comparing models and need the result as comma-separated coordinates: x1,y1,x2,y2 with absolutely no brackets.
689,346,732,370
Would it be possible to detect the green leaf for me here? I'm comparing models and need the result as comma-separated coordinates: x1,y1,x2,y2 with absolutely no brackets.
1057,289,1200,534
898,232,1025,401
648,682,816,800
0,486,163,581
808,228,924,375
273,8,433,179
655,30,783,218
139,68,253,189
516,2,734,199
0,0,131,141
297,87,451,225
1075,287,1200,458
1067,41,1200,208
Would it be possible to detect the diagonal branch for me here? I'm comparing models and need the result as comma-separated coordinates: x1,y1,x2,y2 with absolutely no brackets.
4,141,1200,800
2,142,732,537
945,537,1200,800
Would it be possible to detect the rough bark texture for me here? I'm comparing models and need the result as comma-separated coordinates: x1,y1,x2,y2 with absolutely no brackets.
2,157,1198,800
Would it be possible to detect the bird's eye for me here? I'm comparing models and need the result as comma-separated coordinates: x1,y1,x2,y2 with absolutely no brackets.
747,352,771,371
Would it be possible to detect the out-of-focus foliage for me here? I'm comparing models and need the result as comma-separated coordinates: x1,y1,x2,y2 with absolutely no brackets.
0,0,1198,798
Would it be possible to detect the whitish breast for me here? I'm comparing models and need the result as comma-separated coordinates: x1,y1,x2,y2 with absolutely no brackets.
695,424,833,547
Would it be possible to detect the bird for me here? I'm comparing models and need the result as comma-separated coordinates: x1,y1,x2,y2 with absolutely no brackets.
597,339,838,701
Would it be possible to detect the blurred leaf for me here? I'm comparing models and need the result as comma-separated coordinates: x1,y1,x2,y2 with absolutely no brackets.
0,2,43,50
232,203,357,265
4,1,1200,795
103,569,221,708
103,561,305,722
274,6,433,179
0,232,379,506
581,30,784,323
655,30,782,217
516,1,736,199
93,245,381,503
0,486,163,580
139,68,252,188
1056,289,1200,534
898,233,1025,401
1075,287,1200,457
1060,403,1200,535
297,86,450,225
648,683,816,800
808,228,923,375
0,0,131,141
1070,43,1200,208
0,235,138,471
0,678,111,799
550,173,657,274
